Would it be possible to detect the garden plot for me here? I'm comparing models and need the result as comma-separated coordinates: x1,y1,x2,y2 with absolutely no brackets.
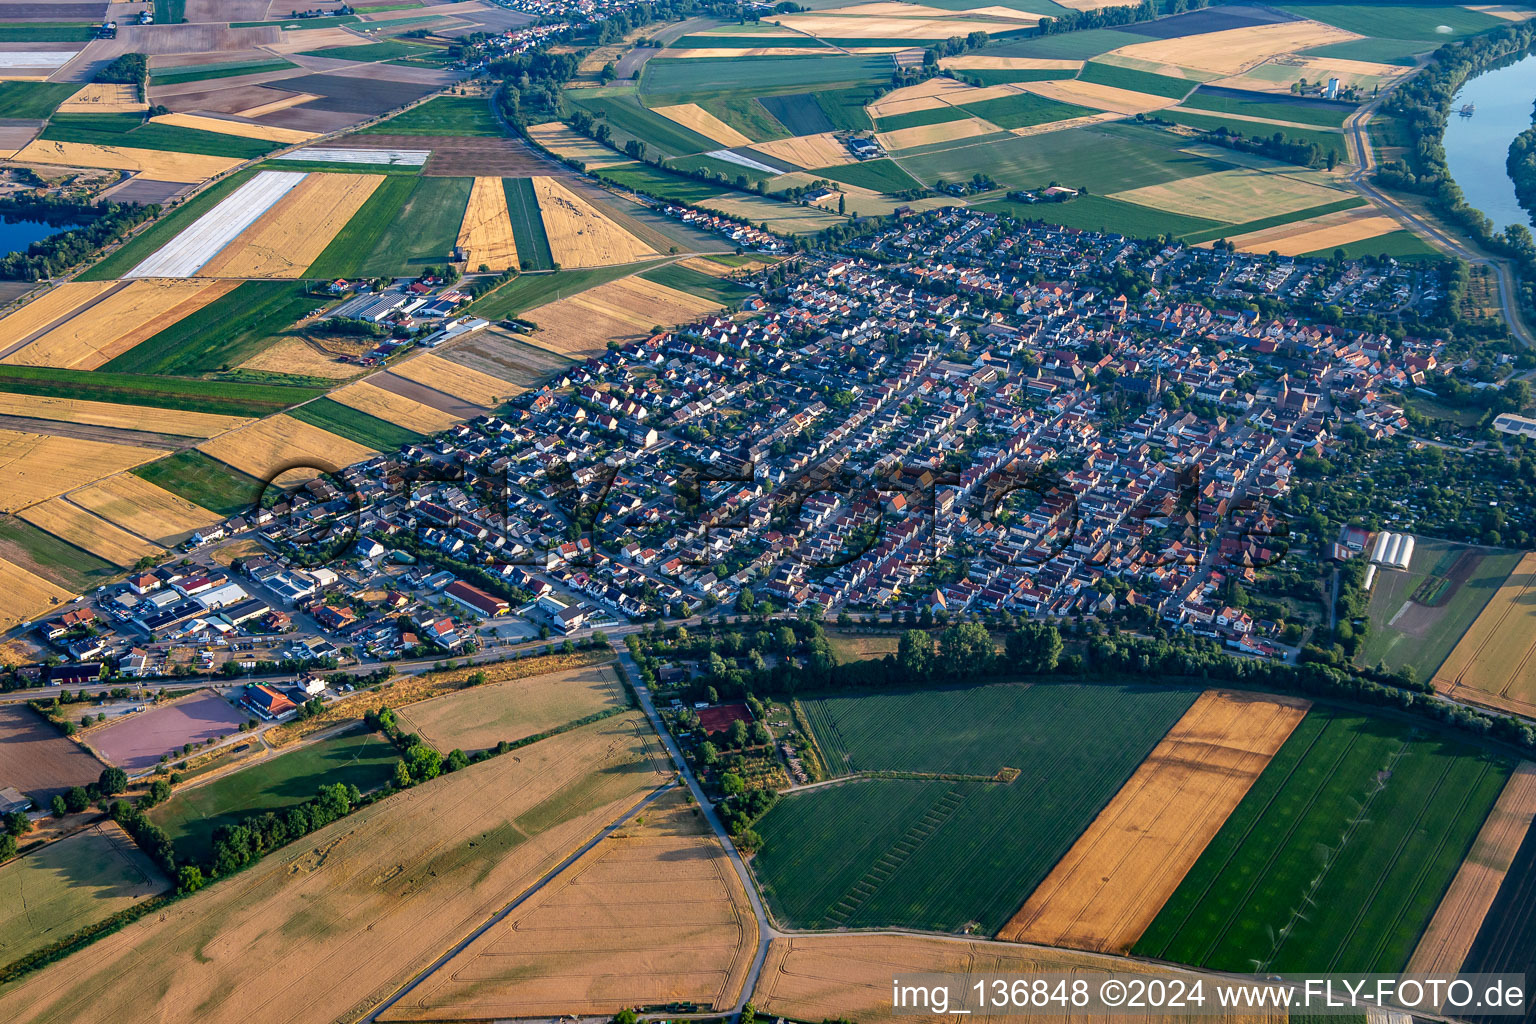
0,554,72,631
651,102,752,148
2,279,239,369
150,111,317,143
125,169,308,278
67,472,222,546
533,176,656,268
197,171,382,278
0,428,159,513
1110,167,1350,225
455,174,518,272
276,145,429,165
198,412,377,483
19,497,163,566
10,139,240,182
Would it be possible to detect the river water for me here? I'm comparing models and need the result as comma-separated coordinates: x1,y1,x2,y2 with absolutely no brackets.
1443,52,1536,232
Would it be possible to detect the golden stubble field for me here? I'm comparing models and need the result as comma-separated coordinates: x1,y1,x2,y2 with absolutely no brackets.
1110,19,1361,77
525,121,626,168
395,663,627,753
18,498,163,567
754,934,1288,1024
66,474,222,547
380,788,758,1020
0,712,673,1024
455,176,519,273
533,177,657,269
998,690,1309,954
750,131,853,169
652,103,753,148
0,554,73,631
523,274,723,356
0,429,160,514
1433,552,1536,716
1407,761,1536,975
198,172,383,278
2,280,239,370
9,140,241,183
389,352,518,407
332,380,462,434
197,413,377,482
0,393,249,438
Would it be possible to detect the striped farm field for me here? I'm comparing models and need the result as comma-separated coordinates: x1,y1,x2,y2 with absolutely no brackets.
198,413,377,484
456,176,519,272
1134,709,1512,973
998,690,1309,954
330,380,463,434
0,393,250,438
0,429,160,514
525,121,627,169
9,139,242,182
287,398,423,452
1,279,240,370
650,102,753,148
503,177,554,272
532,177,656,269
198,172,384,278
521,273,725,356
1407,762,1536,975
1108,19,1361,77
1432,552,1536,718
1110,168,1351,225
389,352,517,408
66,473,223,547
753,682,1200,933
749,131,853,169
125,170,308,279
0,553,73,630
18,497,163,566
131,450,264,518
0,282,115,349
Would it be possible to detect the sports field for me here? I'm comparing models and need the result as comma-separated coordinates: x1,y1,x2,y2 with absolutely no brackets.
1358,538,1521,680
394,663,626,754
0,824,169,969
149,726,399,864
88,690,249,774
1134,709,1511,973
1432,552,1536,717
0,713,671,1024
753,682,1199,933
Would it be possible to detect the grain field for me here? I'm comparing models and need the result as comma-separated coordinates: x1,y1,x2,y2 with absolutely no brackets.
389,352,516,407
66,473,223,546
331,380,463,434
197,413,377,483
198,172,383,278
2,279,239,369
455,175,519,272
532,176,656,268
0,554,73,631
0,429,160,514
18,497,163,566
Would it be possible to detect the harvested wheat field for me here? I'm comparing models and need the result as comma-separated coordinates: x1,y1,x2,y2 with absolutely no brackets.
198,172,383,278
56,82,146,113
1229,209,1400,256
651,103,753,148
1110,20,1360,77
235,336,358,379
66,473,222,547
19,498,163,566
379,787,756,1021
665,46,835,58
1216,55,1410,96
0,713,672,1024
149,111,317,144
198,413,376,483
1021,78,1180,115
1433,552,1536,716
877,116,1001,151
0,282,115,350
525,121,625,168
396,663,626,754
0,394,249,438
754,934,1287,1024
1012,111,1123,137
331,379,462,434
389,351,515,407
533,177,656,268
867,75,986,118
941,56,1083,71
775,13,1035,39
0,554,73,630
456,175,518,272
1111,168,1350,224
10,139,240,182
1407,761,1536,976
2,279,239,370
235,92,320,118
997,690,1310,954
750,131,853,169
524,275,723,356
0,429,159,514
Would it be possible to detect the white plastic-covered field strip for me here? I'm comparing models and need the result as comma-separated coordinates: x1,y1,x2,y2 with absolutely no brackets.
705,149,783,176
277,147,430,165
0,51,77,68
124,170,307,279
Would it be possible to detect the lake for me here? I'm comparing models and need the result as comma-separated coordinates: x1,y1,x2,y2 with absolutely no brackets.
1443,51,1536,232
0,214,84,257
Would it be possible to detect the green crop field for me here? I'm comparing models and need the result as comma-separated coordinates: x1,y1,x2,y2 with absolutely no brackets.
0,517,119,593
596,161,727,202
565,91,715,157
815,158,921,193
361,96,500,136
1279,2,1505,41
1136,709,1511,973
1078,61,1196,100
298,40,425,61
0,825,169,969
103,282,315,376
132,451,266,516
0,23,95,42
1155,109,1348,163
503,177,556,271
311,174,468,278
975,193,1225,239
1303,228,1439,260
148,57,295,84
697,93,790,143
82,171,255,281
289,397,423,450
1180,196,1366,243
0,365,322,417
149,728,398,865
752,682,1199,933
639,262,751,304
0,82,80,119
901,122,1235,196
1357,539,1521,679
959,91,1097,130
40,117,278,159
1181,89,1355,128
988,27,1149,60
1299,37,1428,65
471,260,669,320
875,105,971,133
641,54,896,94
